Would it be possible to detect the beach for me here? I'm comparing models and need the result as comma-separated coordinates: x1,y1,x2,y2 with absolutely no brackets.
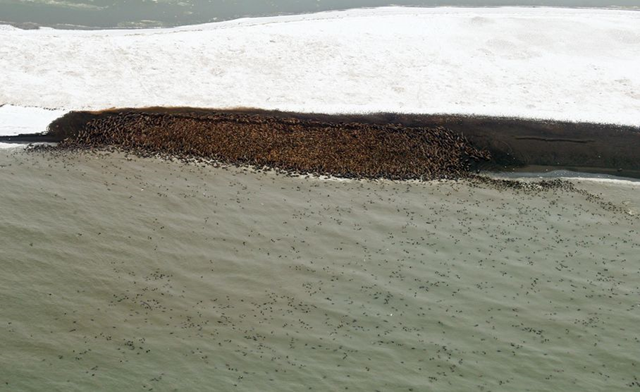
1,6,639,391
12,108,634,179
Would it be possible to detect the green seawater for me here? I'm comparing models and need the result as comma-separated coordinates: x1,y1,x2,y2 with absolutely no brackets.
0,149,638,391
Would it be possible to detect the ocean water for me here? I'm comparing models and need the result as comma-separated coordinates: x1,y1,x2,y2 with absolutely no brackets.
1,149,638,391
0,0,638,28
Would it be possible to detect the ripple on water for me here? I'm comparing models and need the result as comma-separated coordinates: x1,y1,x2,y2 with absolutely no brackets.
0,149,638,391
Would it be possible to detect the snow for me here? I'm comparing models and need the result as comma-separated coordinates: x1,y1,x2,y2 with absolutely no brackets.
0,6,639,145
0,105,67,148
0,105,67,137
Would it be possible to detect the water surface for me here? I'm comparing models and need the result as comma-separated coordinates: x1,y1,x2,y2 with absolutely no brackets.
1,0,638,29
0,149,638,391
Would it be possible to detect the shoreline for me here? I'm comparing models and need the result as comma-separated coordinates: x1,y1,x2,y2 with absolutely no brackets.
33,108,491,181
2,5,639,31
4,107,638,179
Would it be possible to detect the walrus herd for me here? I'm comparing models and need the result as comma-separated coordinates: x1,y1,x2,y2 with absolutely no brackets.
46,111,491,180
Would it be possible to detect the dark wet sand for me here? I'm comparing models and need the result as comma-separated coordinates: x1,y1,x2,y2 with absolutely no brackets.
3,107,639,178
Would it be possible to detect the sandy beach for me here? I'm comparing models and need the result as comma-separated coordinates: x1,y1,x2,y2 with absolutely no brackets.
1,6,639,391
2,107,636,178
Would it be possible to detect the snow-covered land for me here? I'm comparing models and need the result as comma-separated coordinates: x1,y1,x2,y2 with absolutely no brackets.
0,105,68,148
0,6,639,142
0,105,67,137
